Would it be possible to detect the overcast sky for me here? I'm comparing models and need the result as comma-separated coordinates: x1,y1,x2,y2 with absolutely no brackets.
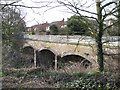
2,0,115,27
15,0,69,27
1,0,97,27
16,0,97,27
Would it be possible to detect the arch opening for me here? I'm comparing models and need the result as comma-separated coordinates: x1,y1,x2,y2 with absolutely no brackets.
58,54,92,72
21,46,35,67
37,49,56,68
22,46,34,55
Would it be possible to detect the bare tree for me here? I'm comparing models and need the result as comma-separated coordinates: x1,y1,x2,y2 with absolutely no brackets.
118,1,120,31
0,0,119,72
0,0,53,9
56,0,118,72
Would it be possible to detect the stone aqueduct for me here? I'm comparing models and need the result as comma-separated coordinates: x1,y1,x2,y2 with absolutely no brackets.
22,35,99,70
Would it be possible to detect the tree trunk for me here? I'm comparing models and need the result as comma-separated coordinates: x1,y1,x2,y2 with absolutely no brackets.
96,1,104,72
95,34,104,72
118,1,120,34
117,1,120,83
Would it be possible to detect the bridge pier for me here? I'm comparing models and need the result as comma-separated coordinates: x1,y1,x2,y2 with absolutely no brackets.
55,55,57,71
34,50,37,68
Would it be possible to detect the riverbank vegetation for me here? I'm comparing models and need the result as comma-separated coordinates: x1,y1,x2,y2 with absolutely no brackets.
1,0,119,89
2,46,119,89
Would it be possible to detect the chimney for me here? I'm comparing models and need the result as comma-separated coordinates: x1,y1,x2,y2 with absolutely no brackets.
62,18,64,22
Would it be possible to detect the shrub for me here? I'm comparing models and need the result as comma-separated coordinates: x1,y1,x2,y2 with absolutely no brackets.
59,72,118,90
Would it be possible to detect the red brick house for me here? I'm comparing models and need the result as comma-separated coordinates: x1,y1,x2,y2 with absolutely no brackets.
50,18,66,29
26,22,49,35
26,19,66,35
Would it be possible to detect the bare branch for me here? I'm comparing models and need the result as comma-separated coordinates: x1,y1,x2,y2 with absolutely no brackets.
103,21,118,31
31,0,54,3
101,1,116,10
43,5,63,13
0,3,50,9
100,2,118,22
102,7,118,22
1,1,19,9
57,0,97,16
0,0,53,10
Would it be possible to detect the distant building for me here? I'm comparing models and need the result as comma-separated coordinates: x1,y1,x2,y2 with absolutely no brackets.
26,19,66,35
26,22,49,35
50,18,66,29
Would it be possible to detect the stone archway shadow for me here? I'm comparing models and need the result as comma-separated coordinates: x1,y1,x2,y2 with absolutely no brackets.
58,52,92,72
36,47,58,69
22,46,34,55
22,45,35,67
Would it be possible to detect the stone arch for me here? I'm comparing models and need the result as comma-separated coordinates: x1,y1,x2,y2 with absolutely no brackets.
61,52,90,60
22,46,35,67
38,47,58,55
22,46,34,55
37,48,56,68
59,53,92,71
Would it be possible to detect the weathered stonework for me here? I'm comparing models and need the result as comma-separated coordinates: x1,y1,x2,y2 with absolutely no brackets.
23,39,98,70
